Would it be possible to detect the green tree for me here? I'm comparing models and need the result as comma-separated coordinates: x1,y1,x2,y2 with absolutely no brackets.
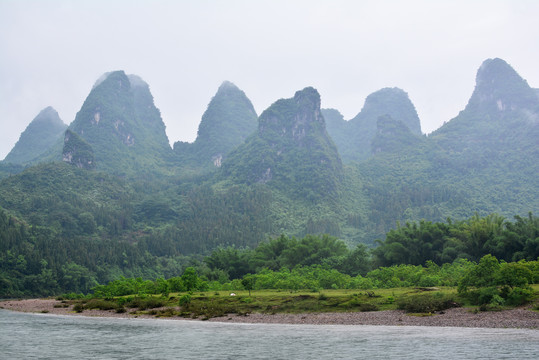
181,267,199,292
241,274,255,296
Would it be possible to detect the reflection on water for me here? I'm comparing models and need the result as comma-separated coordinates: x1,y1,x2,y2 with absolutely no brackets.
0,309,537,359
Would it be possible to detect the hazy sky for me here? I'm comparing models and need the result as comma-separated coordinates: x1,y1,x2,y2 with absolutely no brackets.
1,0,538,159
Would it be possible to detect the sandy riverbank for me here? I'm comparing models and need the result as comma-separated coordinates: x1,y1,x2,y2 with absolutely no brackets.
1,298,538,329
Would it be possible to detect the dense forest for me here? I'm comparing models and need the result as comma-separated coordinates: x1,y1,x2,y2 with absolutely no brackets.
0,58,537,297
1,207,537,298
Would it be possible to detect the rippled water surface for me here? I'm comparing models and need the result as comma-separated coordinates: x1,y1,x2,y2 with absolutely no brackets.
1,309,538,359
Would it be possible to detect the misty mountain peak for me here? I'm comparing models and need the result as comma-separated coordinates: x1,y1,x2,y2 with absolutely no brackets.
259,87,325,143
34,107,63,124
359,87,421,135
218,80,239,91
67,70,171,176
325,87,421,163
127,74,148,88
294,86,322,115
174,81,257,168
468,58,537,113
4,106,67,164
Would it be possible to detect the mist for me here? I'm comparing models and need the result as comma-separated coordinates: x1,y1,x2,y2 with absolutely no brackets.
1,0,538,159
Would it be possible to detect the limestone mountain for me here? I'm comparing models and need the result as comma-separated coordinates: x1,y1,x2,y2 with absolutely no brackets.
222,87,343,202
3,106,67,164
431,58,539,153
324,87,421,163
354,58,539,239
173,81,257,169
68,71,172,176
1,58,539,298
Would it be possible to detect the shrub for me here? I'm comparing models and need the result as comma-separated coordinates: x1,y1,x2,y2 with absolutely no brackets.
179,294,192,306
397,294,459,313
475,287,500,306
358,303,378,312
84,299,118,311
125,297,165,310
504,287,533,306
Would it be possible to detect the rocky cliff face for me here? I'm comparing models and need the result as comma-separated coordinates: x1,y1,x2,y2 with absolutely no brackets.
223,87,343,202
62,129,95,170
4,107,67,164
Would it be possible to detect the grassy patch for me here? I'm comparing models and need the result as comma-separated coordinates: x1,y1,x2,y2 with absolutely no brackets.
79,285,536,319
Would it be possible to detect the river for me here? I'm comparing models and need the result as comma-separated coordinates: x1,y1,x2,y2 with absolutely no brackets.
1,309,537,359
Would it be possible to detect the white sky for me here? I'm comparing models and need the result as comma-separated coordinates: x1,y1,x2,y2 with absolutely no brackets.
1,0,538,159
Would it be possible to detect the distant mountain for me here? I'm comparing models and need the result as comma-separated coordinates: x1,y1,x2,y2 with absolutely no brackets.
223,87,343,202
354,58,539,239
173,81,257,169
67,71,172,176
3,107,67,164
324,87,421,163
431,58,539,149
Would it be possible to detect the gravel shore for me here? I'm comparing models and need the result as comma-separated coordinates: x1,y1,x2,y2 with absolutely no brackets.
1,298,538,329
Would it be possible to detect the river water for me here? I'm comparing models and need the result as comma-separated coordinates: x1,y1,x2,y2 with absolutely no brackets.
1,309,537,359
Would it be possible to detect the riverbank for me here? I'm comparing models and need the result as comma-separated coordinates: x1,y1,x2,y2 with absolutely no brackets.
1,298,538,329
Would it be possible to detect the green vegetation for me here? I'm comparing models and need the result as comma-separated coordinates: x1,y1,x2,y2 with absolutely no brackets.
222,87,343,203
0,58,537,306
59,255,537,319
373,213,539,266
1,206,538,299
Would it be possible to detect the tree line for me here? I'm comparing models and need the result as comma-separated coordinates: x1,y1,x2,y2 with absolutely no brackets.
1,210,537,299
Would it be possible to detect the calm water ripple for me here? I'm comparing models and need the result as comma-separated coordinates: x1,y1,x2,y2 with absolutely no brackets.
1,309,537,359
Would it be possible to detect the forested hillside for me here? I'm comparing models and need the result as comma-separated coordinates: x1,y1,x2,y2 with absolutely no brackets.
0,58,537,297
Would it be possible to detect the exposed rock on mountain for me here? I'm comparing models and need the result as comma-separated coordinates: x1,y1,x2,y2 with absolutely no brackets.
62,129,95,170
